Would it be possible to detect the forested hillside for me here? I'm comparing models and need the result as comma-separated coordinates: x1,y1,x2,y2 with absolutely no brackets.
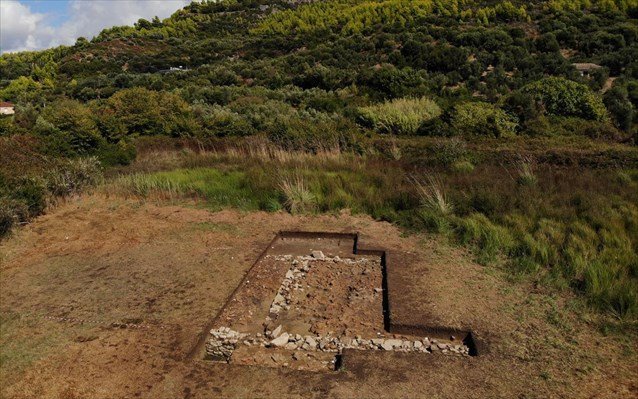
2,0,637,151
1,0,638,323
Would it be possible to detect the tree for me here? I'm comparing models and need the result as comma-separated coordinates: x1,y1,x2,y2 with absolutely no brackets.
101,87,193,139
604,85,635,131
357,64,426,99
451,102,517,138
0,76,40,102
520,77,608,121
40,99,103,154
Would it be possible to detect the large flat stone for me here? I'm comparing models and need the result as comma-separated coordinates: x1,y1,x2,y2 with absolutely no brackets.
270,333,290,347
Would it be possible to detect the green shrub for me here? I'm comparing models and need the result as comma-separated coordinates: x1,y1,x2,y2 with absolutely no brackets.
522,115,623,139
520,77,608,122
604,85,634,131
9,177,47,216
430,138,469,166
357,97,442,135
451,102,517,138
0,116,22,136
95,141,137,166
194,104,255,137
451,160,475,173
102,87,194,138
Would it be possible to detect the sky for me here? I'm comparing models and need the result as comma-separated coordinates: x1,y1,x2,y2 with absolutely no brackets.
0,0,194,53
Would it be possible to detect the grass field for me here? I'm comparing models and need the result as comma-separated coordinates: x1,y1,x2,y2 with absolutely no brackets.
101,146,638,324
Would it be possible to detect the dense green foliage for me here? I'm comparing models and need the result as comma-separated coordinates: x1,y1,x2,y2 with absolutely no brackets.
357,97,441,134
520,77,608,121
2,0,638,151
451,102,518,137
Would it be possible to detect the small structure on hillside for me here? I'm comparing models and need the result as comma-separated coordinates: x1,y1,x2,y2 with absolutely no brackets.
573,63,603,77
0,101,15,115
159,66,190,74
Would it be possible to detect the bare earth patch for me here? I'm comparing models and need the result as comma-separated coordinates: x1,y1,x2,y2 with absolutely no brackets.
0,194,636,398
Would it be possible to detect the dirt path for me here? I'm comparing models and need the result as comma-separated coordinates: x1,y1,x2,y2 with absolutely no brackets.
1,195,636,398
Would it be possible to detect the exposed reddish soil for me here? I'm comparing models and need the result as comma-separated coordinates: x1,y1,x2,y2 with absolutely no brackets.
0,194,636,398
213,236,384,338
282,256,383,337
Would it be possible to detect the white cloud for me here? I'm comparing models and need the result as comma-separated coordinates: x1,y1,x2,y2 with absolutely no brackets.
1,0,193,53
0,0,54,52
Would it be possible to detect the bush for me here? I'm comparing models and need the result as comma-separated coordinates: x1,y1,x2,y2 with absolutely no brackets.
520,77,608,122
102,87,193,138
357,65,428,99
193,104,255,137
428,137,470,166
95,141,137,166
357,97,442,135
451,160,475,173
604,85,635,131
8,177,48,216
451,102,517,138
46,157,103,197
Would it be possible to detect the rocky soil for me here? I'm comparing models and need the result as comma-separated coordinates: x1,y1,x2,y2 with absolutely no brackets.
207,252,469,369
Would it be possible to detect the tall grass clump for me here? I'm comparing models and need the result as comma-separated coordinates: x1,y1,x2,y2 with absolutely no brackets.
280,174,316,214
456,213,516,265
516,155,537,186
358,97,442,135
110,168,276,210
583,262,638,319
115,173,189,199
410,175,454,233
411,175,454,215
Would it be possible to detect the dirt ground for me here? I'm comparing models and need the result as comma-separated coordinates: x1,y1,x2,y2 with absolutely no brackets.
1,194,637,398
281,255,383,337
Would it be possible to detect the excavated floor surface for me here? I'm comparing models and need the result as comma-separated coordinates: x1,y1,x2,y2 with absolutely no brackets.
206,235,467,371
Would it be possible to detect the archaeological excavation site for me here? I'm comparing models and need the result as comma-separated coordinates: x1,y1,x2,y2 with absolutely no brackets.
200,232,478,372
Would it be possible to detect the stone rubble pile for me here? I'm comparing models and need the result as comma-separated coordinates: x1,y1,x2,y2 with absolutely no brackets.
206,327,249,360
263,327,470,356
268,255,314,315
268,253,379,267
208,325,470,360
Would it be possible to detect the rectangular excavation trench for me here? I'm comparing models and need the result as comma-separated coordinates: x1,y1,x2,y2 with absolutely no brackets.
198,232,477,372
